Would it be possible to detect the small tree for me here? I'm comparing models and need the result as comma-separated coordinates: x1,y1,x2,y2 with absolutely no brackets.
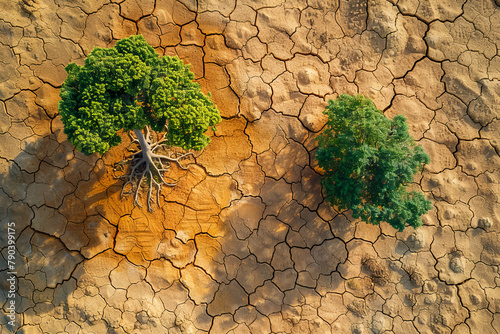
316,94,431,231
59,35,221,210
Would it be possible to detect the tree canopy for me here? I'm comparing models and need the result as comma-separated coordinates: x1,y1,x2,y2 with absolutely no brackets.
316,94,432,231
58,35,221,156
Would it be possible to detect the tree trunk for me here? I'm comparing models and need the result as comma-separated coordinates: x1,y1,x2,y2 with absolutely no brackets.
134,128,152,158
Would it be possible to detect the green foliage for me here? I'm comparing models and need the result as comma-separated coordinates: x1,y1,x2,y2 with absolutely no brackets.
316,94,432,231
59,35,221,155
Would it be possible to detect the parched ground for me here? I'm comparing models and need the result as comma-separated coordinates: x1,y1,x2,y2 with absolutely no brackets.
1,0,500,333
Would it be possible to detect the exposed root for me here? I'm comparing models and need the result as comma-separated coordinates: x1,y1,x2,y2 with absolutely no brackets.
116,127,193,211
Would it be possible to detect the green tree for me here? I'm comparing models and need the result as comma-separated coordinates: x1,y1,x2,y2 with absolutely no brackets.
59,35,221,210
316,94,431,231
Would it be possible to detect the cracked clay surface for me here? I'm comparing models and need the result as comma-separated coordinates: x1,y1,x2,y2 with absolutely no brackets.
1,0,500,333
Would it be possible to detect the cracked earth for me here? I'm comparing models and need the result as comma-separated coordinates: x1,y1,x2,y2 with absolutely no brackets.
1,0,500,333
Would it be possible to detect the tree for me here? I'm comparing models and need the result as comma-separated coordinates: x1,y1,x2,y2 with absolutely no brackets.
59,35,221,210
316,94,432,231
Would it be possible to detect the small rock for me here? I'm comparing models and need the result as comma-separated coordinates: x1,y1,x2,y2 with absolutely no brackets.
423,280,437,293
407,230,425,250
405,294,417,307
450,255,465,274
477,217,492,230
437,251,474,284
347,300,367,317
404,265,424,287
424,294,436,305
286,54,332,96
352,323,364,334
20,0,38,13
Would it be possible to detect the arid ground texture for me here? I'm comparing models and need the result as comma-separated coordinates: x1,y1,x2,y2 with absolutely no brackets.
1,0,500,333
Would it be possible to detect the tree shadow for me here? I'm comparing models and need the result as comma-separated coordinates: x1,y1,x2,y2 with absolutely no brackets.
0,124,133,331
0,114,238,332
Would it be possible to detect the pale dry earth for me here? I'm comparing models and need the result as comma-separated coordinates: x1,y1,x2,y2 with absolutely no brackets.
1,0,500,333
